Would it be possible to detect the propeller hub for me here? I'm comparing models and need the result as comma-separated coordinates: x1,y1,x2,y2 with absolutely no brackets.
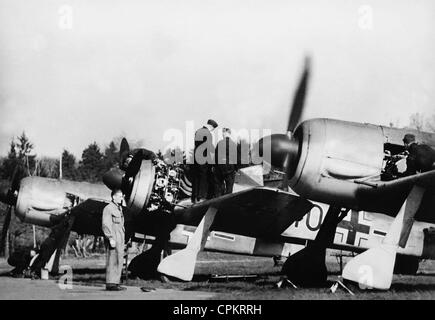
257,134,300,177
102,168,124,191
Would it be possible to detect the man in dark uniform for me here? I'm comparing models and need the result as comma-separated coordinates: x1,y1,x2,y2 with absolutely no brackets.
192,119,218,202
214,128,237,197
402,133,435,176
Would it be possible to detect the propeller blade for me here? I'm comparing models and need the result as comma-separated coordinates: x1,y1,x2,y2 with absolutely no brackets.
119,138,131,170
0,184,10,205
0,163,25,255
254,57,312,190
0,164,22,206
120,138,130,155
10,166,24,193
287,56,311,133
0,205,13,256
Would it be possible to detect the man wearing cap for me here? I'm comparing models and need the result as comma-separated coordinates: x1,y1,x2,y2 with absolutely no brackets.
214,128,237,196
402,133,435,176
102,189,126,291
192,119,218,202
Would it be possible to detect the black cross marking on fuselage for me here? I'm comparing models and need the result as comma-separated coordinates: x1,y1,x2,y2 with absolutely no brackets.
337,211,370,245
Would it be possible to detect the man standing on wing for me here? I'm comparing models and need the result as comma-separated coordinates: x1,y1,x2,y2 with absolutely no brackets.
192,119,218,202
214,127,237,196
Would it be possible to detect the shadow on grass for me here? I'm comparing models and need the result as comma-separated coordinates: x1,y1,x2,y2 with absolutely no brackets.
69,268,105,275
391,283,435,292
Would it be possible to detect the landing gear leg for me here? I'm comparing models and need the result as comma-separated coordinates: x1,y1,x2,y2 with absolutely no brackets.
127,215,176,280
51,214,76,275
29,213,76,277
281,206,348,287
127,234,170,280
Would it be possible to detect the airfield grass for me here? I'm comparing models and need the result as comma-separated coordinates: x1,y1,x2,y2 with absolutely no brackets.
44,251,435,300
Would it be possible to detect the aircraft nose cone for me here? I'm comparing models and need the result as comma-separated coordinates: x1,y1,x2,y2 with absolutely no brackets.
103,168,124,190
255,134,299,176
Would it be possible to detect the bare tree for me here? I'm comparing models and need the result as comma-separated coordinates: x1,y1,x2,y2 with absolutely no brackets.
426,114,435,132
37,157,60,178
408,113,425,131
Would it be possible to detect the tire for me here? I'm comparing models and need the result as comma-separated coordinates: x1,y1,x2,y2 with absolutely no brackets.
393,255,419,275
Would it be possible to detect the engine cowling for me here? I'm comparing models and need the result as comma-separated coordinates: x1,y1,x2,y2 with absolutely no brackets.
15,176,110,227
288,118,385,208
125,160,155,214
285,118,435,213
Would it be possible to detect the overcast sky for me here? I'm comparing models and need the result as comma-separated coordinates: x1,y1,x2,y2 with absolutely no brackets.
0,0,434,158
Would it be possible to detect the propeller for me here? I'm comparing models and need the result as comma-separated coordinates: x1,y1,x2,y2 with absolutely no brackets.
0,165,24,256
287,56,311,133
119,138,130,170
102,138,151,199
257,56,311,181
103,137,131,192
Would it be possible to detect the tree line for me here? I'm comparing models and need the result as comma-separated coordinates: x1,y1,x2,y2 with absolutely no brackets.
1,113,433,183
0,132,126,183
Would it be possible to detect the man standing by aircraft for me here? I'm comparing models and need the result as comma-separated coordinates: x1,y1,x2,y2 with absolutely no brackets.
214,128,237,196
192,119,218,202
402,133,435,176
102,189,126,291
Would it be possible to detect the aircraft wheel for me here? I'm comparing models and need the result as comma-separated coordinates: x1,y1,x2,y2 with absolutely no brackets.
393,255,419,275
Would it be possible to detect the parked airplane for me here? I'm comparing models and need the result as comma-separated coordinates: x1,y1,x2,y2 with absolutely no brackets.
1,57,433,290
154,57,435,289
253,58,435,289
1,166,433,284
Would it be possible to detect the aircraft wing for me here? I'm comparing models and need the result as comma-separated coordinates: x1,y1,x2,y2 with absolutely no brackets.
68,188,314,241
175,187,314,240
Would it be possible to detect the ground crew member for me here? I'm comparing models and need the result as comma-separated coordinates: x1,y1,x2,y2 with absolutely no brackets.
192,119,218,202
402,133,435,176
214,128,237,196
29,217,71,279
7,247,37,278
102,189,126,291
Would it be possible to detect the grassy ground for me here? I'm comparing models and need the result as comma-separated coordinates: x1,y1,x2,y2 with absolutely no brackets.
26,250,435,300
